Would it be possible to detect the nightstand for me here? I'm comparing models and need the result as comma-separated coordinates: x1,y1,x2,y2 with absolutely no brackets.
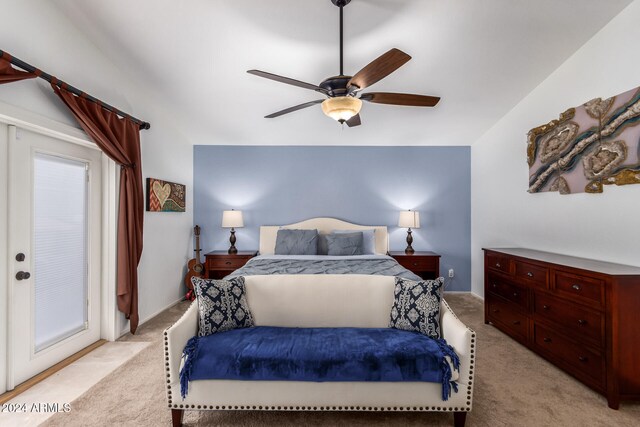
387,251,441,279
205,251,258,279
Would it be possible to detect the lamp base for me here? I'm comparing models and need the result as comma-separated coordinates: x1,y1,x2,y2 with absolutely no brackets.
405,228,415,254
228,228,238,254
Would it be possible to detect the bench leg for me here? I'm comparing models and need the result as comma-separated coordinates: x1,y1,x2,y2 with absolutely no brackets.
171,409,184,427
453,411,467,427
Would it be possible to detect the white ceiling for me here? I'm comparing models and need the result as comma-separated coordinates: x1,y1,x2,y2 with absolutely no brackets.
51,0,632,146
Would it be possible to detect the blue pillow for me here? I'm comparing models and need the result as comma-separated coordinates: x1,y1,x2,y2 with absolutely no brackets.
274,229,319,255
333,229,376,254
191,276,254,337
325,232,363,256
389,277,444,339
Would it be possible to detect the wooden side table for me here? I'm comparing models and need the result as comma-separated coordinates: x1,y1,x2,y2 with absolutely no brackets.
205,251,258,279
387,251,441,279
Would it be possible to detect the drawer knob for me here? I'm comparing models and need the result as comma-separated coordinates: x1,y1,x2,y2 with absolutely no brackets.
577,319,587,326
572,284,581,291
542,305,550,310
512,320,520,325
578,356,588,363
413,262,418,266
527,272,533,277
492,283,498,288
543,337,552,343
495,262,501,268
225,261,232,265
513,292,519,297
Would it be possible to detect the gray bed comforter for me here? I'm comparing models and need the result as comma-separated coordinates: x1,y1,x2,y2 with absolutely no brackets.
225,255,421,281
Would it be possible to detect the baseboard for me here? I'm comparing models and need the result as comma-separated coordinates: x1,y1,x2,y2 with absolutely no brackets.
469,291,484,301
119,297,185,338
443,290,484,301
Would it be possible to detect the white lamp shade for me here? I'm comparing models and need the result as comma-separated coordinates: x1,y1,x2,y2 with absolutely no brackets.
398,210,420,229
222,210,244,228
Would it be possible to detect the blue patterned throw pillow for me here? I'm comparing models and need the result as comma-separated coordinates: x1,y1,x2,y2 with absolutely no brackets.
191,276,254,337
389,277,444,339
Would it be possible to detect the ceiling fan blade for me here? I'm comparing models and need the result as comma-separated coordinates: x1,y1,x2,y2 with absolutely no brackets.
346,114,361,127
264,100,324,118
347,48,411,91
360,92,440,107
248,70,328,94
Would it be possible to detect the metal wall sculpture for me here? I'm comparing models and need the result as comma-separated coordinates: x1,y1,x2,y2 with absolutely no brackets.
528,86,640,194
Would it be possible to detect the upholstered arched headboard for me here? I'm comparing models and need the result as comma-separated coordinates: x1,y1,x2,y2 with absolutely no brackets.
259,218,388,255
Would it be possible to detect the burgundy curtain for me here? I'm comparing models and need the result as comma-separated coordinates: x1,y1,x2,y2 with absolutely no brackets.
52,82,144,334
0,52,39,83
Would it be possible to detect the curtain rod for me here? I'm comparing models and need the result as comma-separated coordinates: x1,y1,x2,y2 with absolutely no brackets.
0,49,150,130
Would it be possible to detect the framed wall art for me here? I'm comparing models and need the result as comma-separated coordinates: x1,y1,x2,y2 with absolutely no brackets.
146,178,186,212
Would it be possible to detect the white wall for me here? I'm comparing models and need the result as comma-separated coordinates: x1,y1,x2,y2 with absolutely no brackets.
471,1,640,296
0,0,193,362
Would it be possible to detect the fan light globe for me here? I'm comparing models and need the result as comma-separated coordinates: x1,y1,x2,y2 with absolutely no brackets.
321,96,362,122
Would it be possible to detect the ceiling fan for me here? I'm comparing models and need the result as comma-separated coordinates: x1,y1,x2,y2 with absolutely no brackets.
247,0,440,127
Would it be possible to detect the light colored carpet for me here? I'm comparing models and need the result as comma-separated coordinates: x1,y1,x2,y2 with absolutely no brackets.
43,294,640,427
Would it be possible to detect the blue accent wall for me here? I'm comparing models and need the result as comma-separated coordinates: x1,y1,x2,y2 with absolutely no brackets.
194,146,471,291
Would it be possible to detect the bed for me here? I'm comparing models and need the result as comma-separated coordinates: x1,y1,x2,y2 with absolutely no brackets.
164,218,476,427
226,217,420,280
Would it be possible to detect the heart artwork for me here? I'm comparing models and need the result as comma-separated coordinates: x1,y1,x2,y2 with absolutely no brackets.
146,178,186,212
152,181,171,207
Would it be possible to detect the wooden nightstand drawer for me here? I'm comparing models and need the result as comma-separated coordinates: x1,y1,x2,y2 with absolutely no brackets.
207,257,249,270
387,251,440,279
394,256,437,271
204,251,257,279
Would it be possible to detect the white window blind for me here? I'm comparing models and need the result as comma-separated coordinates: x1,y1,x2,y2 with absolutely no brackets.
33,153,88,352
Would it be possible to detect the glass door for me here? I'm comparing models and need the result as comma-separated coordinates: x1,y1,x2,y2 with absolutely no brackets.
7,125,102,388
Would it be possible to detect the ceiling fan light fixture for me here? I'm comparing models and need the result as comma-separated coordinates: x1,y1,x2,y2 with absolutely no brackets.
321,96,362,122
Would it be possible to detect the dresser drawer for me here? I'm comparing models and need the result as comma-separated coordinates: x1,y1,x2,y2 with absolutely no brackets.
533,323,604,388
487,274,528,310
486,296,528,340
554,271,604,307
207,257,250,270
394,256,438,271
533,292,604,345
487,253,511,274
514,260,548,287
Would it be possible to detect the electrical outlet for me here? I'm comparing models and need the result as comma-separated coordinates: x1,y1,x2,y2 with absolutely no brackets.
448,268,454,278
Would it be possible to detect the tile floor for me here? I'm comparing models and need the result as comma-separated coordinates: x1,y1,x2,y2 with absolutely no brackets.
0,341,149,427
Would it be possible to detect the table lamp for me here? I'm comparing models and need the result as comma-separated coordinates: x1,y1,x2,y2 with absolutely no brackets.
398,210,420,254
222,209,244,254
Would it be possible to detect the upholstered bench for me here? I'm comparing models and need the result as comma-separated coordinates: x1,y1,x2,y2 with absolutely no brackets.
164,274,476,427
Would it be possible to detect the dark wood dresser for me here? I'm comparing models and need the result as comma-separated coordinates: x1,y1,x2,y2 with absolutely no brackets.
483,248,640,409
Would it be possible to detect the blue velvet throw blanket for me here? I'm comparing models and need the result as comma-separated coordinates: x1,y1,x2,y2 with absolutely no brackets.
180,327,460,401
